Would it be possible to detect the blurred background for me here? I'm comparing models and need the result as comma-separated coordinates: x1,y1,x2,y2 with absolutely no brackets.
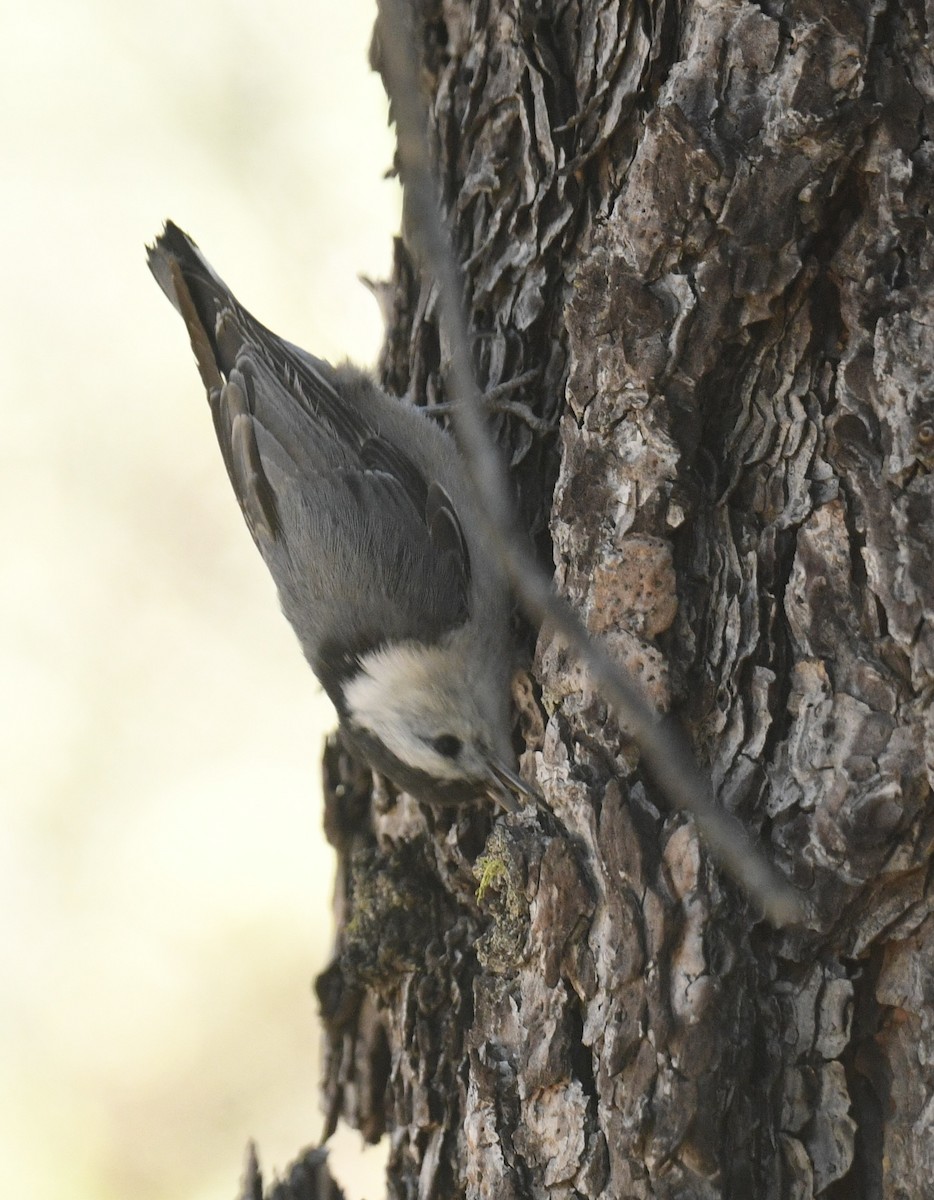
1,0,398,1196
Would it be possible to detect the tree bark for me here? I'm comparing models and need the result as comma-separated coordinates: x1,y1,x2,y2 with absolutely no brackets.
314,1,934,1197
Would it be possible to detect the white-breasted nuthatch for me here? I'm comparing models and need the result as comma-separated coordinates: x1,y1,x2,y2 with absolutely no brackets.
147,222,534,811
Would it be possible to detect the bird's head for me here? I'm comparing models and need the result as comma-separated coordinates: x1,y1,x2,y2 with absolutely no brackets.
341,637,536,810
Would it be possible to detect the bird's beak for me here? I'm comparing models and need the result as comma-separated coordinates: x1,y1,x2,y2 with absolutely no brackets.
485,759,540,813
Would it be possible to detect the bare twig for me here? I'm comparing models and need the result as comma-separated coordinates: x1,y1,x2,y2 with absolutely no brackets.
375,0,805,927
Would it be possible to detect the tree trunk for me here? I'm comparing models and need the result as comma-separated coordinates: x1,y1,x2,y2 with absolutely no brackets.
313,1,934,1197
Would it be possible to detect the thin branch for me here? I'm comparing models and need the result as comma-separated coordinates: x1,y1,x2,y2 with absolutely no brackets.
375,0,805,927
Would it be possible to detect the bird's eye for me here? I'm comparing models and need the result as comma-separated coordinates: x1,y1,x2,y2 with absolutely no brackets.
432,734,462,759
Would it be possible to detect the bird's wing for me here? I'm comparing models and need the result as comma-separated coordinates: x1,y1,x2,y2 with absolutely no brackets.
147,222,472,684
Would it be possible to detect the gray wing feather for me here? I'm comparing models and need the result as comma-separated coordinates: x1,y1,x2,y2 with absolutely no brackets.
147,222,471,690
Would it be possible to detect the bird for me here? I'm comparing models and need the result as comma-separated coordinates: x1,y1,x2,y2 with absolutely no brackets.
147,221,534,811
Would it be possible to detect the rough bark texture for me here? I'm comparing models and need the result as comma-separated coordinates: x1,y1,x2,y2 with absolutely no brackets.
313,2,934,1197
238,1145,347,1200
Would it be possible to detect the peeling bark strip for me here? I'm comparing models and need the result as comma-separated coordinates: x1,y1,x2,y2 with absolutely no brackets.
311,2,934,1197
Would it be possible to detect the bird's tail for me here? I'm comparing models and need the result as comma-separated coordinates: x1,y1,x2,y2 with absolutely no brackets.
148,221,287,548
146,221,246,392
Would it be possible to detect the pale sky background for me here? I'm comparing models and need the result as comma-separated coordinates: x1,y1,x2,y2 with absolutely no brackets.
1,1,398,1197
